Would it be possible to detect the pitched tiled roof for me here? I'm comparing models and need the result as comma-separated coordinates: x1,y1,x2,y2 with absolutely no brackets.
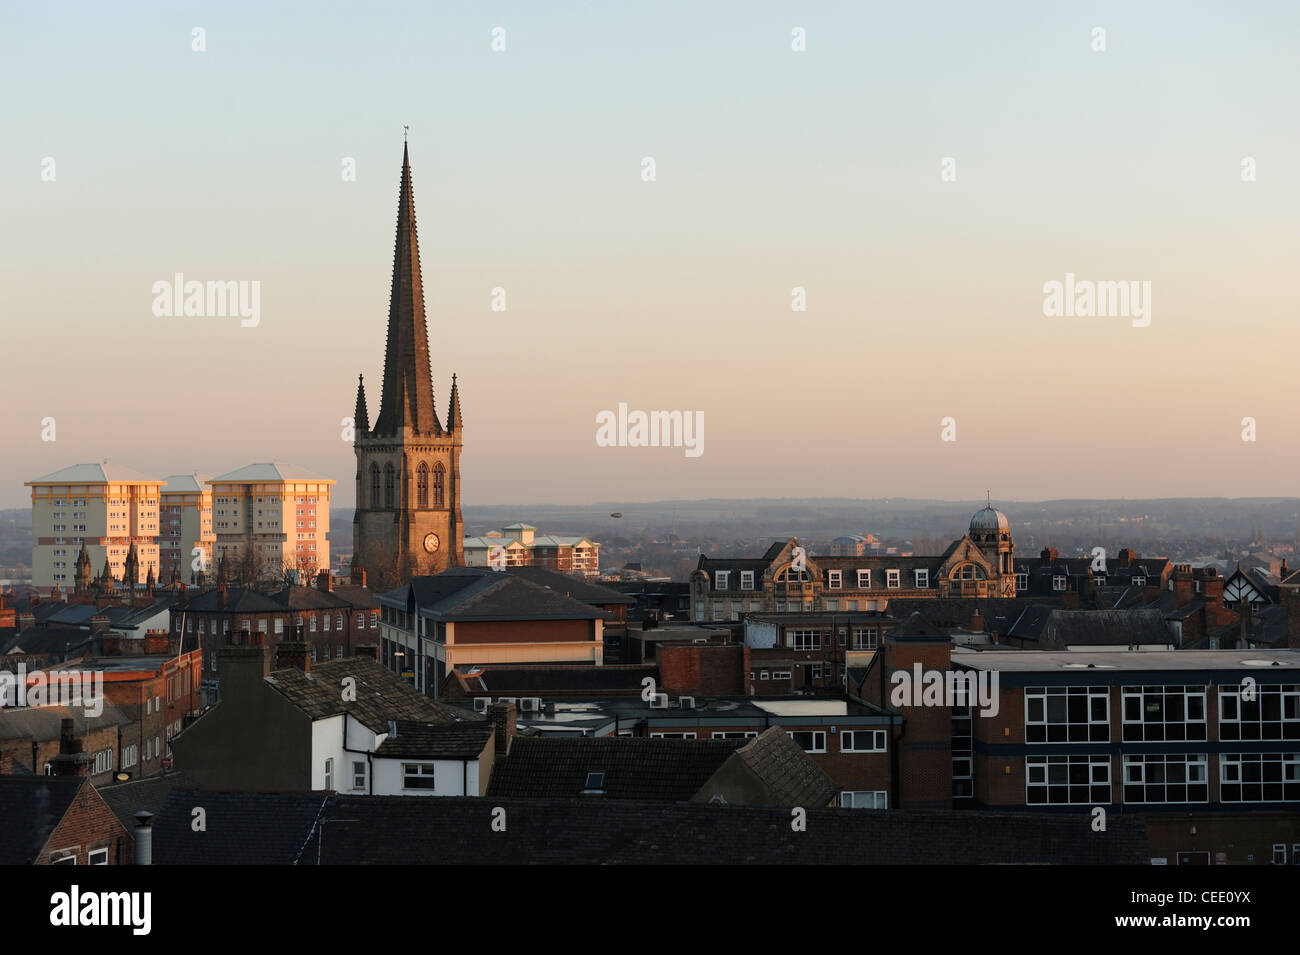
154,789,329,864
1006,607,1172,647
374,721,493,759
99,772,193,833
264,658,481,733
504,567,633,605
0,703,133,741
727,727,838,806
386,568,605,622
185,587,282,613
0,776,85,864
152,792,1150,865
486,736,744,800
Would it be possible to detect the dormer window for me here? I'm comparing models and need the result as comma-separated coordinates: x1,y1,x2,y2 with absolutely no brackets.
714,570,730,591
1053,575,1067,592
914,569,929,588
886,569,900,589
740,570,755,590
828,570,842,589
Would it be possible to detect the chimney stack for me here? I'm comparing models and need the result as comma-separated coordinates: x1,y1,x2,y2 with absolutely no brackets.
1040,547,1058,562
350,566,367,588
316,570,332,593
274,640,311,674
489,701,517,757
49,718,91,777
217,583,228,610
134,812,153,866
1172,564,1195,608
216,633,271,705
1201,567,1224,607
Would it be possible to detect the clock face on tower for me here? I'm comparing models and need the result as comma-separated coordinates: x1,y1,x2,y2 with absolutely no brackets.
423,533,440,553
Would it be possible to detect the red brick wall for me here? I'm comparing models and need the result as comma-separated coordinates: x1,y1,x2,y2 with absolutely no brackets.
659,644,744,696
39,781,132,865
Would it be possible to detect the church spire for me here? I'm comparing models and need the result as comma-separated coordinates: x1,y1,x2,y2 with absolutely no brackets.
354,373,370,434
373,140,441,435
447,373,462,431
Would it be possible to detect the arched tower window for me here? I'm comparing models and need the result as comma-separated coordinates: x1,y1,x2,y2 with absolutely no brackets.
431,462,445,507
370,463,381,509
383,463,395,509
416,462,429,508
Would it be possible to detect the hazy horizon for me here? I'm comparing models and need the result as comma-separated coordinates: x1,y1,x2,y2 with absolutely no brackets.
4,1,1299,509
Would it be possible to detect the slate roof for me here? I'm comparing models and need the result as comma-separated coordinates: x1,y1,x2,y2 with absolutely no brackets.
384,568,605,622
1203,604,1290,649
882,597,1056,633
0,703,133,741
726,727,838,807
504,566,633,605
1,626,95,657
185,587,283,614
0,775,86,864
154,789,330,865
152,791,1150,865
1005,607,1172,648
264,658,481,733
99,772,193,833
486,736,745,800
373,721,494,759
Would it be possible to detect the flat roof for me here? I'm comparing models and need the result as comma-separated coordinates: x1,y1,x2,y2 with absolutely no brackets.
957,649,1300,673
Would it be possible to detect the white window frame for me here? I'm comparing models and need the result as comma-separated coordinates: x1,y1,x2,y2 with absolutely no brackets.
856,569,870,589
914,569,929,588
87,848,109,865
841,790,887,809
402,763,437,791
787,730,827,753
714,570,730,591
740,570,755,591
827,570,842,590
324,757,333,790
841,730,887,753
886,569,900,589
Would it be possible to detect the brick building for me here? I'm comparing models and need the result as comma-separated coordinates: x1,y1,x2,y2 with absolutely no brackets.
690,504,1018,623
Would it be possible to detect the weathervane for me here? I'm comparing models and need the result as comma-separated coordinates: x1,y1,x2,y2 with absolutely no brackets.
403,125,409,142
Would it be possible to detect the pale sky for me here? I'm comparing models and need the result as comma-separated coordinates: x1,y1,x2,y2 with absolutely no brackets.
2,1,1298,508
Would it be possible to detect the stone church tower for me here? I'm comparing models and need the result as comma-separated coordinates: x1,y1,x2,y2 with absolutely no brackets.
351,142,463,584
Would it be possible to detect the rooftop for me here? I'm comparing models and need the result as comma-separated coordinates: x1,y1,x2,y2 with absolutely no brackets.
152,791,1150,865
957,649,1300,673
209,462,335,484
26,462,161,486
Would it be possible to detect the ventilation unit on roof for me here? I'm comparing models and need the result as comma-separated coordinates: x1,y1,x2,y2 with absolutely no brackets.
679,696,696,709
473,697,491,714
520,697,541,712
650,692,669,709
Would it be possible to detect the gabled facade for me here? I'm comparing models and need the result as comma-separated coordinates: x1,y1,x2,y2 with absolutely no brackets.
690,504,1016,622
